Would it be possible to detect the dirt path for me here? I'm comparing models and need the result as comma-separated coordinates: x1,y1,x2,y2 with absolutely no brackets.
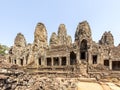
106,82,120,90
76,81,120,90
99,82,111,90
76,82,103,90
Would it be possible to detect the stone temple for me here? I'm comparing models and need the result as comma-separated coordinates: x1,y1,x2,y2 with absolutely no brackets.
7,21,120,77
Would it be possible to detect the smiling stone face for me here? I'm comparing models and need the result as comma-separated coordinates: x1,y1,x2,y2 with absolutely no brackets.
34,23,48,46
99,31,114,46
75,21,92,40
14,33,26,47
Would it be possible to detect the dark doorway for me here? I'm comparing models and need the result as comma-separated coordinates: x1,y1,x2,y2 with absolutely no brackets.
80,39,87,50
70,51,76,65
39,58,41,65
26,54,29,64
80,52,86,59
53,57,59,66
20,59,23,66
61,57,66,66
14,60,16,64
80,39,87,60
104,60,109,66
112,61,120,70
47,58,52,66
92,55,97,64
9,57,11,63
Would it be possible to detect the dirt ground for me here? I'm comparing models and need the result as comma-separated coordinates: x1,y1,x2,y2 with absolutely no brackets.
76,81,120,90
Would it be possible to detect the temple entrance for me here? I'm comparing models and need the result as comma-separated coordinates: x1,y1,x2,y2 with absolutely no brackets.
80,52,86,59
47,58,52,66
39,58,41,65
70,51,76,65
112,61,120,70
61,57,66,66
92,55,97,64
80,39,88,60
14,60,16,64
20,59,23,66
9,57,11,63
26,54,29,64
104,60,109,66
53,57,59,66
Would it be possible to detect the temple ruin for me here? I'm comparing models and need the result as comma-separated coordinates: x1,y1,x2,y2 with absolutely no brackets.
7,21,120,77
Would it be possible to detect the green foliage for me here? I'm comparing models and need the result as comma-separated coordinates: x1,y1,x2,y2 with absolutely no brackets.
0,44,9,55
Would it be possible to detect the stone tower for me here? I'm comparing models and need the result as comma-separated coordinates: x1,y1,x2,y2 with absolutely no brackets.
9,33,27,66
75,21,92,64
14,33,26,47
58,24,67,45
75,21,92,44
58,24,72,45
50,24,72,46
99,31,114,46
50,32,59,46
33,23,48,66
34,23,48,48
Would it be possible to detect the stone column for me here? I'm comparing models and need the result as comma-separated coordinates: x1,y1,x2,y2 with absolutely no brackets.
51,57,53,66
16,58,19,65
59,57,61,66
39,56,44,66
24,56,26,65
77,50,80,61
12,59,13,64
34,53,39,66
109,60,112,70
88,53,92,64
67,54,70,65
87,52,90,63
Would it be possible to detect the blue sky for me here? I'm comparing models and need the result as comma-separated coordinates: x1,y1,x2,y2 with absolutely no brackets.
0,0,120,46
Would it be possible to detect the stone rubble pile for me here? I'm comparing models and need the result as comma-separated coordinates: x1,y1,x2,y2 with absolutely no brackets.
0,73,77,90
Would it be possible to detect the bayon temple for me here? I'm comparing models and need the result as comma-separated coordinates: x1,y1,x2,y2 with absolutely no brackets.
7,21,120,77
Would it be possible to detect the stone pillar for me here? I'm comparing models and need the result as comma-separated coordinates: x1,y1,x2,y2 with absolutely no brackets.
88,50,94,65
42,56,45,66
67,54,70,65
17,58,19,65
45,58,47,66
34,53,39,66
35,57,39,69
86,52,87,60
51,57,53,66
24,57,26,65
59,57,61,66
87,52,90,63
77,50,80,61
109,60,112,70
88,53,92,64
12,59,14,64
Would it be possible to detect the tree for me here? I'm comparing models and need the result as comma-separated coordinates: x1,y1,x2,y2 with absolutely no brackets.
0,44,9,55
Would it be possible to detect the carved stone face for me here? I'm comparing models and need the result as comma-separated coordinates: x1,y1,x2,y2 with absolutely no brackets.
34,23,47,43
99,31,114,46
50,32,58,45
58,24,67,37
75,21,91,39
14,33,26,47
